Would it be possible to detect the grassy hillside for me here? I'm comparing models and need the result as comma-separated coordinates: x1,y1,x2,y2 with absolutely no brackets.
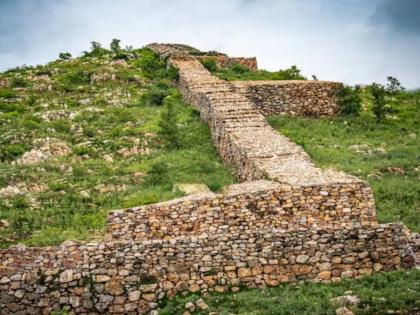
0,46,235,248
160,270,420,315
268,91,420,232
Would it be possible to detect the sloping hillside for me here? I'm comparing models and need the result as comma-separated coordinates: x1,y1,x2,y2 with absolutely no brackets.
0,45,235,247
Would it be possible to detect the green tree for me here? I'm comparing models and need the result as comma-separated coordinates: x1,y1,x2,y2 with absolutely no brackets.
370,83,389,123
110,38,121,55
59,52,72,60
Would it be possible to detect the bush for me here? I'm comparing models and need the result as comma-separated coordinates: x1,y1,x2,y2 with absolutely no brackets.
136,50,166,79
167,65,179,81
110,38,121,55
139,82,171,106
59,52,72,60
59,70,90,86
143,161,170,187
386,76,405,95
10,77,28,88
0,143,28,161
158,100,181,149
337,85,362,116
201,57,218,72
369,83,390,123
231,63,250,74
83,41,108,58
0,88,17,99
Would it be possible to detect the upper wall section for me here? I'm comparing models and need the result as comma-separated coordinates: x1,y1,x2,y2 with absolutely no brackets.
195,55,258,72
147,43,258,71
107,180,377,242
168,56,358,187
232,80,342,117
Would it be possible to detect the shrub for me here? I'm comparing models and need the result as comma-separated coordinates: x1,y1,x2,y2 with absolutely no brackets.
83,41,108,57
201,57,218,72
10,77,28,88
136,50,166,79
336,85,362,116
0,88,17,99
139,82,171,106
59,70,90,86
59,52,72,60
110,38,121,55
386,76,405,95
167,65,179,81
231,63,250,74
0,143,28,161
143,161,170,186
282,65,305,80
369,83,390,123
158,100,181,149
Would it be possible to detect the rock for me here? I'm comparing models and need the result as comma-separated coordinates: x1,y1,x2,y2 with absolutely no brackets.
0,276,11,284
0,182,29,198
330,295,360,308
95,275,111,283
336,307,354,315
0,219,10,229
386,167,405,175
173,183,212,195
185,301,195,312
15,138,71,165
238,268,252,278
318,271,331,280
103,154,114,162
69,296,80,308
59,269,73,283
196,298,209,311
296,255,309,264
128,290,140,302
104,280,124,295
79,190,90,199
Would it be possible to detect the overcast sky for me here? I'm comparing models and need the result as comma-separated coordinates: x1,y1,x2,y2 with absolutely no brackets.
0,0,419,88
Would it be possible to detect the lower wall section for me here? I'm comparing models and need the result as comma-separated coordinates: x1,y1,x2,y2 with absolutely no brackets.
232,80,343,117
0,224,414,314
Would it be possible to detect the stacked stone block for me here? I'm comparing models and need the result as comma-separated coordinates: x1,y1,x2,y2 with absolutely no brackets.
232,80,342,117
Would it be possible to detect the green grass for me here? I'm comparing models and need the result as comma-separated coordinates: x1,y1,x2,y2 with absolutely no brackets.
268,91,420,232
0,47,235,247
159,270,420,315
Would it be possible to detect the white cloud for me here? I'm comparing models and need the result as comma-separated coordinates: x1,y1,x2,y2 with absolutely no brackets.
0,0,419,88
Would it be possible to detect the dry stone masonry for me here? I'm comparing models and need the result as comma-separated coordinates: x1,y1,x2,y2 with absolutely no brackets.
0,44,417,314
232,80,342,117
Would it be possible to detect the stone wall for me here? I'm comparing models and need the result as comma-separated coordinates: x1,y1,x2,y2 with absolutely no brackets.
0,44,417,314
232,80,342,117
0,222,414,314
107,180,376,242
195,55,258,72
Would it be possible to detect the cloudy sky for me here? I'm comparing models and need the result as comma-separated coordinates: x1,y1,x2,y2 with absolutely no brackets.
0,0,419,88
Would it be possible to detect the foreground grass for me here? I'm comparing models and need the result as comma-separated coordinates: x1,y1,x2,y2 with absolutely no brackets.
160,270,420,315
268,91,420,232
0,48,235,247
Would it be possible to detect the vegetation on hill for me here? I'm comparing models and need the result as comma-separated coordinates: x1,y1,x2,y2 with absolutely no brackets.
269,89,420,232
200,57,307,81
0,42,235,248
159,269,420,314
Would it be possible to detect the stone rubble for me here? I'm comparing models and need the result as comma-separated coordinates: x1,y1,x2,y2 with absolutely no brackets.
13,137,71,165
